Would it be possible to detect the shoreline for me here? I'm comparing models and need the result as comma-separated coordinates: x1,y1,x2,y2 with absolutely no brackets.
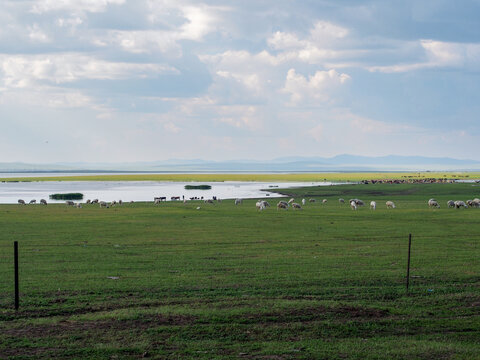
1,171,480,182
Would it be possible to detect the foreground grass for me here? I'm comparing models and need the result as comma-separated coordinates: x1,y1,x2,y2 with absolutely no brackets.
1,171,480,182
0,183,479,359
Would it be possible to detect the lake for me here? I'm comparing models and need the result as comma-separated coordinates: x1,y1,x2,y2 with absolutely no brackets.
0,180,338,204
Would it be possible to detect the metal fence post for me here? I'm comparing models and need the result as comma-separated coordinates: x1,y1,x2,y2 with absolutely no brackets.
14,241,19,310
406,234,412,294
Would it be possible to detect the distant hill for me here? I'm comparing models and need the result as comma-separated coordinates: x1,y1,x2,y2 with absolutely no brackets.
1,155,480,173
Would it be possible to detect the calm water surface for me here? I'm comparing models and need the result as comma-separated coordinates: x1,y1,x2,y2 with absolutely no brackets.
0,180,338,204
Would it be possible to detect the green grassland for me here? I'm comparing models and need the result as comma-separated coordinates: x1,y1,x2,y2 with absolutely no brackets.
1,171,480,182
0,183,479,359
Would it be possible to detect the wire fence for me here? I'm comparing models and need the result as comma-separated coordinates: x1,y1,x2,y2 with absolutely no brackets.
2,232,478,310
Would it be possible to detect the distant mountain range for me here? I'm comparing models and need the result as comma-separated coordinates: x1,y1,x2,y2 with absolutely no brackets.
1,155,480,172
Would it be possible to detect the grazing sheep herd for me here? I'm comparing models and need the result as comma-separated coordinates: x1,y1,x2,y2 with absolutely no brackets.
14,195,480,213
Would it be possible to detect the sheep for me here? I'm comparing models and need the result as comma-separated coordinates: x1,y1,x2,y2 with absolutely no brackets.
447,200,455,208
18,199,26,205
99,201,108,208
288,198,295,204
65,200,75,206
428,199,440,208
277,201,289,210
29,199,36,204
154,198,161,205
256,200,266,211
292,203,302,210
350,200,357,210
339,198,345,204
370,201,376,210
309,199,316,203
118,200,123,205
301,199,306,205
235,198,243,205
322,199,328,204
454,200,467,209
386,201,396,209
91,199,99,204
205,199,214,204
75,203,82,208
349,199,365,206
40,199,47,205
86,199,91,204
466,199,480,208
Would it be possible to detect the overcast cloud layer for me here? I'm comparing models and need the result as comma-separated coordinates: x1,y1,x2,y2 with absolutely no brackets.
1,0,479,163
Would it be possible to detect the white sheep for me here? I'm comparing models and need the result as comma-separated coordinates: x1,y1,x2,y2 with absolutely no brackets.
350,200,357,210
386,201,396,209
454,200,467,209
292,203,302,210
301,199,306,205
277,201,289,210
428,199,440,208
370,201,376,210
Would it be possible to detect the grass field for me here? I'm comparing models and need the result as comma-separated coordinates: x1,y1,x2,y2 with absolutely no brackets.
1,171,480,182
0,183,479,359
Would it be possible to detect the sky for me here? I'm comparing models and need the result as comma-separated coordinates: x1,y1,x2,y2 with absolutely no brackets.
1,0,480,163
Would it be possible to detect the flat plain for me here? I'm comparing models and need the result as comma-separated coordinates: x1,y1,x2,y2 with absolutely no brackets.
0,182,479,359
1,171,480,182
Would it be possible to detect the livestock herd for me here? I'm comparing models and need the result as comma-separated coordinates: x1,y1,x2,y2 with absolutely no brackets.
16,196,480,211
241,196,480,211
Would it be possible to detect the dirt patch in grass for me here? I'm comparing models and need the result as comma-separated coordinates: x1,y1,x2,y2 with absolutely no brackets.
240,304,389,324
3,313,197,339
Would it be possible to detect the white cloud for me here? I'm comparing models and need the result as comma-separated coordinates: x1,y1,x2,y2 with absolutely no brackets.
266,21,351,65
95,4,222,55
283,68,350,103
369,40,480,73
164,122,181,133
216,70,261,93
28,24,50,43
0,53,177,88
106,30,181,55
268,31,304,50
215,105,264,131
179,5,217,41
0,86,104,110
31,0,126,14
56,16,83,28
309,21,349,44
